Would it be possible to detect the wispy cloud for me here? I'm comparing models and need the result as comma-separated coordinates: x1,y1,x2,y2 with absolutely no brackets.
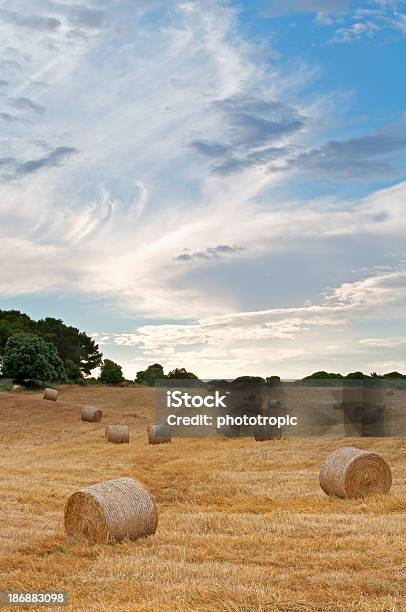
175,245,244,262
94,264,406,377
0,0,405,378
359,337,406,348
258,0,349,17
328,1,406,43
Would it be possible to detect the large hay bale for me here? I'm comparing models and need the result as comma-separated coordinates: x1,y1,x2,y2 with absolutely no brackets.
11,385,23,392
81,406,102,423
43,388,58,401
105,424,129,444
319,446,392,499
148,424,171,445
64,477,157,544
252,424,282,441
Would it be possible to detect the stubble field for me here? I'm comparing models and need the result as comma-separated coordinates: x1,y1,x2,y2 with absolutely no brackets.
0,385,405,611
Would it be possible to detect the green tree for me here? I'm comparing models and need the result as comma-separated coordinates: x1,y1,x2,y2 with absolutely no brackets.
383,371,405,379
35,317,102,376
0,310,35,356
167,367,198,380
266,376,281,385
346,371,367,379
0,311,103,377
135,363,165,386
64,359,83,381
303,371,344,380
232,376,266,384
2,332,66,383
99,359,124,384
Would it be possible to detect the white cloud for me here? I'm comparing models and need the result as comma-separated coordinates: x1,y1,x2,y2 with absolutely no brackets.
359,337,406,348
0,0,339,319
0,0,406,378
331,20,380,43
328,0,406,43
94,265,406,378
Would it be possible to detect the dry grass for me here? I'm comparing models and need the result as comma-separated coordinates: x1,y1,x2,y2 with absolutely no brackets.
0,385,405,611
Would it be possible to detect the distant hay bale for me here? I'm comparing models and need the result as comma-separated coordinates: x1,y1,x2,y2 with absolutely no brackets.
81,406,102,423
319,447,392,499
217,423,241,438
64,477,157,544
11,385,23,392
268,399,282,410
43,388,58,401
105,424,129,444
148,424,171,445
252,424,283,441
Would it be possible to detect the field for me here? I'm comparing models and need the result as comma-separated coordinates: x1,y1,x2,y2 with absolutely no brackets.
0,385,405,611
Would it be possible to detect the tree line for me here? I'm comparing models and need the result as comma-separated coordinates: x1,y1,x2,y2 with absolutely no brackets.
0,310,199,386
1,310,404,386
0,310,102,384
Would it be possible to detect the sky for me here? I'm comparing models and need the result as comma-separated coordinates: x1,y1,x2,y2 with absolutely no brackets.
0,0,405,379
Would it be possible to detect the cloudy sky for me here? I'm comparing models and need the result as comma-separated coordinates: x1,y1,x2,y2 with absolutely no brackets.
1,0,406,379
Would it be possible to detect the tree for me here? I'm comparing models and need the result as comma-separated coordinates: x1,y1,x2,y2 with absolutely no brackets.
64,359,83,381
167,367,198,380
99,359,124,384
35,318,102,376
2,332,66,383
136,363,165,386
383,371,405,379
303,371,344,380
232,376,266,384
266,376,281,385
0,310,35,356
0,311,103,377
346,371,366,379
208,379,230,387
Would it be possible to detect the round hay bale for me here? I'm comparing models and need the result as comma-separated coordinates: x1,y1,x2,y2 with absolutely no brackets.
43,388,58,401
268,399,282,410
81,406,102,423
252,424,282,441
64,477,157,544
217,423,241,438
11,384,23,392
105,424,129,444
319,446,392,499
148,424,171,445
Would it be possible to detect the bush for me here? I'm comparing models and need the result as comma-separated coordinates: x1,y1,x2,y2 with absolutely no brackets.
207,379,230,387
231,376,266,385
136,363,165,386
99,359,124,385
2,332,66,383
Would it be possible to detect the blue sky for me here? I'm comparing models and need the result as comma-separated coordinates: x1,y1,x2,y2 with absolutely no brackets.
0,0,405,378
